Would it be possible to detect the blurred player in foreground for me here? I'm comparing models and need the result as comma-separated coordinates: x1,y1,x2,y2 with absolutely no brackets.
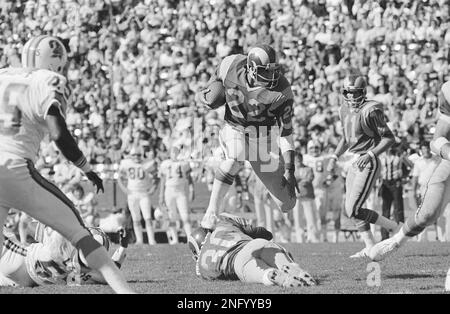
0,35,133,293
118,147,157,245
0,225,129,287
370,81,450,261
188,213,316,288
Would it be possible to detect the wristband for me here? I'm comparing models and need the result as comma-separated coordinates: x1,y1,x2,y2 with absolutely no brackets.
74,156,92,173
279,135,294,155
367,151,376,159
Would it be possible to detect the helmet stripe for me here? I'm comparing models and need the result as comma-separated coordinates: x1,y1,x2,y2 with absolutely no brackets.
28,35,47,68
25,37,38,68
251,47,270,64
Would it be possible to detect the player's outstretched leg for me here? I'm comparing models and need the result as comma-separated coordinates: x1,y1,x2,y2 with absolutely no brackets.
369,174,450,261
201,159,243,229
234,238,316,287
345,158,400,258
250,158,296,214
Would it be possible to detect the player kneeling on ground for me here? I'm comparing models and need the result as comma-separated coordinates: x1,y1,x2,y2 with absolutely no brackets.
0,225,129,287
188,213,316,288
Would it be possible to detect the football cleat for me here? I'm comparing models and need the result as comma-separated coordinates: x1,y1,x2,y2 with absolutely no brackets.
266,268,289,287
349,247,370,259
281,264,317,286
368,237,401,262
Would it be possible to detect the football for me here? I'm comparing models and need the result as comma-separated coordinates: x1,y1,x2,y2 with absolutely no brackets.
200,80,226,109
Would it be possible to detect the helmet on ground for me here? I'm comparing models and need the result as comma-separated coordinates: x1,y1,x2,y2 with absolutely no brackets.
187,227,209,261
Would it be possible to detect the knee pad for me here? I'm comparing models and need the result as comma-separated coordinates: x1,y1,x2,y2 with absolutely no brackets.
353,208,379,224
222,159,244,175
215,160,244,185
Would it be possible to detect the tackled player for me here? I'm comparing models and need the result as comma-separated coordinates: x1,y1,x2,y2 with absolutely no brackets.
188,213,316,288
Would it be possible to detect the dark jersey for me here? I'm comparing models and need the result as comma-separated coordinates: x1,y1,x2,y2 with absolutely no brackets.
196,213,272,280
339,100,394,155
217,54,293,136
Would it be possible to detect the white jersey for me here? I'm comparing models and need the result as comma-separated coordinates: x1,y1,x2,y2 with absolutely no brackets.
159,159,191,190
26,225,80,286
27,224,104,286
119,158,156,193
303,154,332,189
0,67,70,163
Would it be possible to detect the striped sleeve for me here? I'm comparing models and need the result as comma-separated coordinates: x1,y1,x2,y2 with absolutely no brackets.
34,71,71,119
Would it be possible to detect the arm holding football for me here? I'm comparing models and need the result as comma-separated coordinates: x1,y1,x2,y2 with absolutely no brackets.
196,79,226,110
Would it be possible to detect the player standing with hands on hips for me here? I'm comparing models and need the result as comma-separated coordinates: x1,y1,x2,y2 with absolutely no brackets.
327,74,401,258
0,36,134,293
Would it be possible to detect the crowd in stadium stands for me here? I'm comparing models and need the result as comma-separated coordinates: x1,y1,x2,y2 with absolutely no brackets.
2,0,450,242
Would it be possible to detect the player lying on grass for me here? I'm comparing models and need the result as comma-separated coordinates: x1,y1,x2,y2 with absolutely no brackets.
0,225,129,287
188,213,316,288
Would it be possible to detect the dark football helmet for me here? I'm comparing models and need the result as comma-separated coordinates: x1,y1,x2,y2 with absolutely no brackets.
247,44,281,89
342,75,367,109
187,227,210,261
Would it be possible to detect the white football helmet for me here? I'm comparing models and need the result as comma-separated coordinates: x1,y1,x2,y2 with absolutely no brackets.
21,35,68,75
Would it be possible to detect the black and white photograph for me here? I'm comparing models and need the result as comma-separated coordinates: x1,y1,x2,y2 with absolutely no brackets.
0,0,450,298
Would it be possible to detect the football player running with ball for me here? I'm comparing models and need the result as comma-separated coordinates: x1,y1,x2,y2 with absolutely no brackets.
0,36,133,293
188,213,316,288
369,81,450,261
197,44,297,230
327,75,400,258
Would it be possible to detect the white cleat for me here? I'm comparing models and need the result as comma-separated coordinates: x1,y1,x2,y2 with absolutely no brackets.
266,268,289,287
368,237,401,262
349,247,370,259
281,264,317,286
200,212,218,230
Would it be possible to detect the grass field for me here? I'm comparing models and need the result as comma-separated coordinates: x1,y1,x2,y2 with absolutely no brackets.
1,242,449,294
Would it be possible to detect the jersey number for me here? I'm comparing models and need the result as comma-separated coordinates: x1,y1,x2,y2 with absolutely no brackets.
226,88,268,122
0,81,27,135
167,165,183,179
128,167,145,180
